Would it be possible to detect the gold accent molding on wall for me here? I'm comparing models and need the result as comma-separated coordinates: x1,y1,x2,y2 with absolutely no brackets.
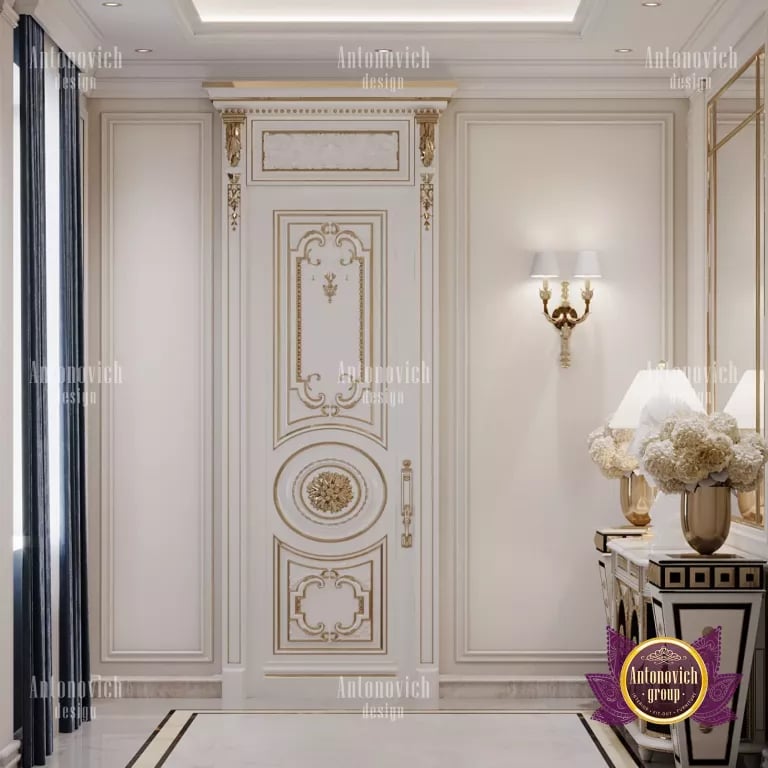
227,173,241,231
421,173,434,231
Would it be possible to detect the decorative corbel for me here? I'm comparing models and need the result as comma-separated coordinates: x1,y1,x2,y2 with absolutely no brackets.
415,110,439,168
222,110,246,168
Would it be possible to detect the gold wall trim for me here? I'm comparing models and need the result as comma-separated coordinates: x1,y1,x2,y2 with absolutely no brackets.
421,173,434,231
227,173,241,231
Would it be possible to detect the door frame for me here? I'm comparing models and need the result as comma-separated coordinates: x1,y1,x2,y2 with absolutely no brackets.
209,85,452,703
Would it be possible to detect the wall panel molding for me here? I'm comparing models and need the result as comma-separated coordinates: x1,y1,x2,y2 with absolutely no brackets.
450,111,674,667
100,113,214,662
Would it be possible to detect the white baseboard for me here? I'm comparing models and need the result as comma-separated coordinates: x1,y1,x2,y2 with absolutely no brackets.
90,673,594,702
221,667,246,706
92,676,222,699
0,740,20,768
438,676,595,700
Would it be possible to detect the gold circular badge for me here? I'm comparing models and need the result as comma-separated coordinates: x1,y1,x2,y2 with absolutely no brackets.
620,637,709,725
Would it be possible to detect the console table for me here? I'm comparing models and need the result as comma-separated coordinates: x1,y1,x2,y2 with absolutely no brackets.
595,529,766,767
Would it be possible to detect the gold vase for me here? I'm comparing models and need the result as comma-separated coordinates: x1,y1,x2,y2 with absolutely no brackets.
680,487,732,555
736,490,758,523
619,474,656,527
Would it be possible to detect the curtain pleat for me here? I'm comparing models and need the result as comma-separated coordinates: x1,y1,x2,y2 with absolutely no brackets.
18,14,53,768
58,55,91,735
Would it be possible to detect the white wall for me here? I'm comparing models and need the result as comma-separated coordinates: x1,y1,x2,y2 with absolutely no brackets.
87,100,221,684
439,99,688,684
84,96,686,694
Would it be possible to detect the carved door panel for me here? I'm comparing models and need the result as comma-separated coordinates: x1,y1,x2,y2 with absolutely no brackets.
245,185,426,698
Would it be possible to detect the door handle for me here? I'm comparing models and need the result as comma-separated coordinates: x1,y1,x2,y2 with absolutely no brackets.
401,459,413,548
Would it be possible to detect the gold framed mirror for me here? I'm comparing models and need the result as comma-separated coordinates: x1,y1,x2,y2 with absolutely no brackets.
707,47,765,526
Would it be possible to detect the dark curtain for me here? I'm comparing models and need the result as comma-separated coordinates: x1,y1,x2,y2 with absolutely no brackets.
58,55,91,734
18,14,54,768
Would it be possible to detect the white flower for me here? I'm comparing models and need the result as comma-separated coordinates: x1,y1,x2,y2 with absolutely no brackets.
636,408,768,493
587,423,639,479
710,413,741,443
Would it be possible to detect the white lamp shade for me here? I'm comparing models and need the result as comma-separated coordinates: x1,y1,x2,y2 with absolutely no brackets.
574,250,602,278
529,251,559,279
609,368,703,429
723,369,764,428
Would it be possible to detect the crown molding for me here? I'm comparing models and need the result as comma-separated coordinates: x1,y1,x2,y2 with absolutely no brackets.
88,74,686,101
0,0,18,27
16,0,102,66
84,55,688,100
683,0,764,54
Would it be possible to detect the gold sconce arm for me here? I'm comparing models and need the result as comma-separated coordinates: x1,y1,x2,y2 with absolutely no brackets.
539,280,596,368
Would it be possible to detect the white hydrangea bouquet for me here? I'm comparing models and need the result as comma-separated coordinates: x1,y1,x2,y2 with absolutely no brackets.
636,408,768,494
587,425,639,479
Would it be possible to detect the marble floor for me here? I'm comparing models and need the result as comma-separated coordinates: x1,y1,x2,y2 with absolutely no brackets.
40,699,645,768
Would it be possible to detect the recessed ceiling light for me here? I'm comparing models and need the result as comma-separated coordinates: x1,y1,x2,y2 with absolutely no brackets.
642,2,662,5
102,1,122,5
134,48,153,53
376,48,393,54
615,48,633,53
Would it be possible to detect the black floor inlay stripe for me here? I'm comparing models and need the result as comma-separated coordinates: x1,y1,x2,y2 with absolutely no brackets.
578,713,618,768
125,710,177,768
156,714,198,768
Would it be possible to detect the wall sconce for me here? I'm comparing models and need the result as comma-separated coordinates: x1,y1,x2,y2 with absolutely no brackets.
529,250,602,368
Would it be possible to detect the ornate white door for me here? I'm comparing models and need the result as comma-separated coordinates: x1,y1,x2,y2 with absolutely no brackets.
213,91,449,702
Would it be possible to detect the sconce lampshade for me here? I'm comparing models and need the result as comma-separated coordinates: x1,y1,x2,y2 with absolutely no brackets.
723,369,764,428
574,250,602,279
609,367,703,429
529,251,560,279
